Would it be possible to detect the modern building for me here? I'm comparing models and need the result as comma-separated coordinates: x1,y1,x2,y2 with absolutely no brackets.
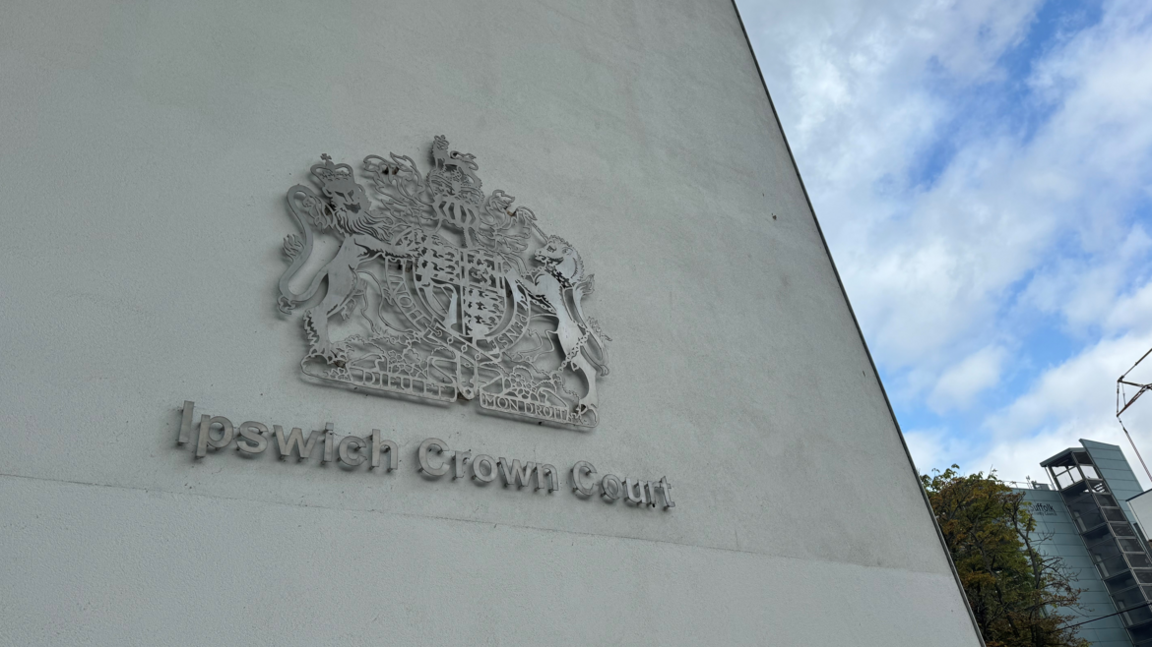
1017,440,1152,646
1129,492,1152,554
1,1,985,645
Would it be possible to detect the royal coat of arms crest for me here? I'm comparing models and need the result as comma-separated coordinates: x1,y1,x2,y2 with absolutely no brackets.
276,137,610,427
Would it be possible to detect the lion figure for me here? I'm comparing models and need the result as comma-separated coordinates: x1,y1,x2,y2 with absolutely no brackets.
278,155,419,364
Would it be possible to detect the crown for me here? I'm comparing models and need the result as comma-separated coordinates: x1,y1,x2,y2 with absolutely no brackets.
430,136,480,182
310,154,355,185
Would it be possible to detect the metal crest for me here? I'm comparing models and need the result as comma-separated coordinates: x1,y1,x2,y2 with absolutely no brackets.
276,137,611,427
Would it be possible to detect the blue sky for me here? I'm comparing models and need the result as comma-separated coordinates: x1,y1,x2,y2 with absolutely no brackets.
738,0,1152,484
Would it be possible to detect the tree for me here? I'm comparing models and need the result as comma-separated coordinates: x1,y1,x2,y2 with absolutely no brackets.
922,466,1090,647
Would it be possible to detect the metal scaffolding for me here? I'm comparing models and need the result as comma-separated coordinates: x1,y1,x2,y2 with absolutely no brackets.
1117,348,1152,484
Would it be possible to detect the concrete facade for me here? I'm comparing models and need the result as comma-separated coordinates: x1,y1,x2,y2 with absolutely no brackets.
0,1,982,645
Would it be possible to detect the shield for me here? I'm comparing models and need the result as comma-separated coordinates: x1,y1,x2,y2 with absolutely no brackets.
406,239,526,400
411,239,513,346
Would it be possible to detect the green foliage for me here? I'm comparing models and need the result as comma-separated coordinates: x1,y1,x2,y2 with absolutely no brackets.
922,466,1090,647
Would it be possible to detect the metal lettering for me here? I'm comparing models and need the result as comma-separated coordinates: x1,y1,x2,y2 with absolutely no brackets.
417,438,450,477
644,481,658,508
624,478,646,506
274,426,324,461
570,461,597,497
236,421,269,455
369,430,397,471
172,402,674,509
453,450,471,479
196,415,234,458
337,435,366,466
471,454,496,483
322,423,335,464
178,401,195,445
600,474,622,502
535,463,560,493
658,476,675,509
498,458,535,488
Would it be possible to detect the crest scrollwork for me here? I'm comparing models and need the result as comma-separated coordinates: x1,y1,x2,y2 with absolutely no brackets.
276,137,611,427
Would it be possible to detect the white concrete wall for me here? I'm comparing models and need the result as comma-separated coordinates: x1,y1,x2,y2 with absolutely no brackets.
0,0,982,645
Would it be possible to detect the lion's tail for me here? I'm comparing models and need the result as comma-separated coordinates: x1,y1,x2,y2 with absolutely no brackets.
277,185,326,313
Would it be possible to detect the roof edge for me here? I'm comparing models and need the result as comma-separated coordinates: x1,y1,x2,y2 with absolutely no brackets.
724,2,987,645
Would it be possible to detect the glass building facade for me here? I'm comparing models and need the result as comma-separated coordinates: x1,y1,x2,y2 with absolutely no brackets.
1016,440,1152,647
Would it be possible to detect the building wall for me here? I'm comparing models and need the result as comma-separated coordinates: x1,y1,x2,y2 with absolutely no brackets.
1086,440,1148,528
0,1,982,645
1129,491,1152,543
1021,488,1132,646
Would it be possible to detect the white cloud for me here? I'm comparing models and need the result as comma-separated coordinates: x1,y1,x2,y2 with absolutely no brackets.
1106,281,1152,334
745,0,1049,373
987,333,1149,438
929,345,1007,413
974,325,1152,489
739,0,1152,482
903,428,944,475
1020,225,1152,332
904,427,970,475
746,0,1152,371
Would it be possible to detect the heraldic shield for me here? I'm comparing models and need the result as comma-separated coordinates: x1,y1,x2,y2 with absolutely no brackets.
275,137,610,428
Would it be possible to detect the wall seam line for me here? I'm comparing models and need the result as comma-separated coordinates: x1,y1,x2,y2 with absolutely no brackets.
0,469,950,578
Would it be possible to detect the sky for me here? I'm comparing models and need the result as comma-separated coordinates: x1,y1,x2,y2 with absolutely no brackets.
737,0,1152,486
